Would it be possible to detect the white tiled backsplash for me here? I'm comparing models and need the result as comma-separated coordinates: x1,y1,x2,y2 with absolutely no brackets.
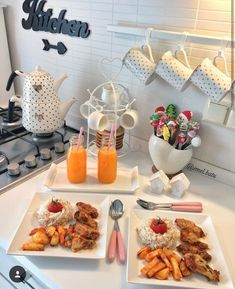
1,0,235,173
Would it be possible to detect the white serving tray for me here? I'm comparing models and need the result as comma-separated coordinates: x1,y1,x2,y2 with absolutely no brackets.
44,163,139,193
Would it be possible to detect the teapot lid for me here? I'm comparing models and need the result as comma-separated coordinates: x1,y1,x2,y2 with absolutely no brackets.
27,65,53,80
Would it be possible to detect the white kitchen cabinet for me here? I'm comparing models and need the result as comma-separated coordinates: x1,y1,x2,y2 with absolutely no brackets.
0,4,14,107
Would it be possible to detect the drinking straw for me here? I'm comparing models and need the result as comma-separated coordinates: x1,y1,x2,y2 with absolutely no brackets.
107,124,115,151
77,127,84,149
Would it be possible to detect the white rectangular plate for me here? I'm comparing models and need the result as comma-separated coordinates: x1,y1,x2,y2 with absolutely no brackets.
127,209,234,289
7,192,110,259
44,163,139,193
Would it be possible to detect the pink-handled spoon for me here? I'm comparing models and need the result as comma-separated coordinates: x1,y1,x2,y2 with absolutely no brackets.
107,200,126,264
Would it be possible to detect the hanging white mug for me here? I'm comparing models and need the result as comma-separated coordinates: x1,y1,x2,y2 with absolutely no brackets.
123,44,157,85
190,58,232,103
80,100,95,119
155,50,193,91
119,109,138,130
88,110,109,131
101,83,120,108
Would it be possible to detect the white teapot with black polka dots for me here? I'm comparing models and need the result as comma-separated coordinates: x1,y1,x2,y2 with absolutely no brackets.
6,66,75,134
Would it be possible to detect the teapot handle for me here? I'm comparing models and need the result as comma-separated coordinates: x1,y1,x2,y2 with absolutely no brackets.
6,70,24,91
10,95,22,106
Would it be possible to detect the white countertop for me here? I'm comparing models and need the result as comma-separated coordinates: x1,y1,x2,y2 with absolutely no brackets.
0,151,234,289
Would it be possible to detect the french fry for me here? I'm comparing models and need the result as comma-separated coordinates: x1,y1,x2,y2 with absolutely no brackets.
147,261,166,278
145,248,162,262
170,256,183,281
141,257,160,275
180,260,192,277
22,241,44,251
137,246,152,259
32,231,50,245
57,225,66,245
154,267,170,280
159,250,173,271
163,247,182,263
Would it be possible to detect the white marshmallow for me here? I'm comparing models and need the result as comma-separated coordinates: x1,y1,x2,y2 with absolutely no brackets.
169,173,190,198
149,170,170,194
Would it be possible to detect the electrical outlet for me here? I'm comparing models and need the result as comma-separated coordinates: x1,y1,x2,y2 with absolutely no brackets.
226,109,235,129
203,100,229,125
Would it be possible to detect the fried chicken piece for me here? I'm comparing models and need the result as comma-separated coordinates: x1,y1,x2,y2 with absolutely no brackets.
71,235,96,252
179,260,192,277
180,229,209,250
177,243,211,262
74,222,100,240
181,228,199,243
192,241,209,250
184,253,220,282
74,210,98,229
76,202,98,219
175,218,205,238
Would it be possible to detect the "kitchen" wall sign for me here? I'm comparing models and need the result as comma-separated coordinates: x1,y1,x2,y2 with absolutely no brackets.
22,0,91,38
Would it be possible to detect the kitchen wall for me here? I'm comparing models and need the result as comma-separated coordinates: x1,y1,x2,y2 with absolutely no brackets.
1,0,235,172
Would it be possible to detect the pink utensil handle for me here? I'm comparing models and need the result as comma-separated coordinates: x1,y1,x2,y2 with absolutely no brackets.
172,202,202,207
117,231,126,264
108,230,117,262
172,205,203,213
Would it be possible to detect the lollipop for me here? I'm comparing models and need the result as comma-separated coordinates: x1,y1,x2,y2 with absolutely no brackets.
167,119,178,144
156,116,165,137
163,125,170,142
179,122,188,132
182,130,196,149
184,136,202,150
166,104,177,119
150,113,160,127
175,132,186,149
155,105,165,118
177,110,193,124
188,121,200,132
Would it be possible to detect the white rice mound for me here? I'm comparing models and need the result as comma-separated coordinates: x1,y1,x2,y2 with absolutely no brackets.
137,218,180,249
37,199,74,227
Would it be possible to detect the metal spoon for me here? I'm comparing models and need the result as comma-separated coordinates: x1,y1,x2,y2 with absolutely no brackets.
107,199,126,264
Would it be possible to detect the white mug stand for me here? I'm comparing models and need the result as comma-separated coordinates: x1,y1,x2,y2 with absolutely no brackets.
85,80,136,158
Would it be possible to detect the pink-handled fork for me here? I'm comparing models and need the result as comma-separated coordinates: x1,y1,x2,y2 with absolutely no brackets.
137,199,203,213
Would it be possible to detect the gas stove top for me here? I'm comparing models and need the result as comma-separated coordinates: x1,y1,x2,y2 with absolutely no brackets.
0,105,83,194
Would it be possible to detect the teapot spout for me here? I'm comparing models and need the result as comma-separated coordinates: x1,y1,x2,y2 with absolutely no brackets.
54,74,67,93
60,98,76,119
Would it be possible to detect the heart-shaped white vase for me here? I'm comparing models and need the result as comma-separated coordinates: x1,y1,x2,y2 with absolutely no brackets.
148,134,193,174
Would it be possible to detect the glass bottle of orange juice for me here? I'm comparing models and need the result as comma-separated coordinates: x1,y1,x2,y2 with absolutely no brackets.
67,134,87,183
98,136,117,184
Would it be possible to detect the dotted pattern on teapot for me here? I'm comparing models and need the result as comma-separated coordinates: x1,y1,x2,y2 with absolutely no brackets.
155,51,192,91
22,102,64,133
123,49,156,85
191,58,232,103
23,71,58,103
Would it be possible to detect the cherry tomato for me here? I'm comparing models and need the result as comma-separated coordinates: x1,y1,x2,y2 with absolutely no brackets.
48,199,63,213
150,218,167,234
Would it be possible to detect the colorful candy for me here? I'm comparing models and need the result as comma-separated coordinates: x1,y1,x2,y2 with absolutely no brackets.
166,104,177,119
155,105,165,118
177,110,193,124
149,104,200,150
162,125,170,142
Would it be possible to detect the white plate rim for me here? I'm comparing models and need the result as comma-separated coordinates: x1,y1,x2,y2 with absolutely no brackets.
127,208,234,289
7,191,110,259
